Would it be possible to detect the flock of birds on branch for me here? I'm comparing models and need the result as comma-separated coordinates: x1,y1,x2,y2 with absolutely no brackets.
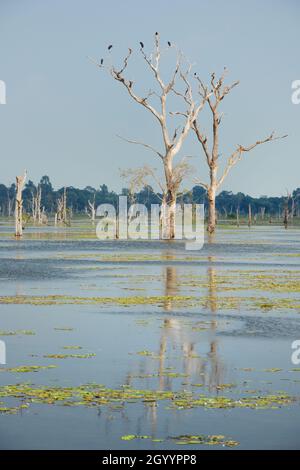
99,32,172,66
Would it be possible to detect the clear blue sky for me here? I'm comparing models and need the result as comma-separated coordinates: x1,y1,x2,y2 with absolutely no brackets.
0,0,299,196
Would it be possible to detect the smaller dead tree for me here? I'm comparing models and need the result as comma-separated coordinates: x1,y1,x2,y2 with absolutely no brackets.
193,69,287,233
121,160,192,239
55,187,68,226
87,194,96,224
31,185,43,224
236,206,240,227
15,170,27,238
7,191,14,217
248,204,252,228
283,191,292,229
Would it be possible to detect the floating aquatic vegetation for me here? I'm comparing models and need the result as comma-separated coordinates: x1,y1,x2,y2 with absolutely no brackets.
135,350,154,356
171,434,239,447
54,327,74,331
264,368,283,373
0,404,29,414
1,365,57,373
120,434,239,447
215,383,236,391
0,330,35,336
0,292,299,312
62,346,83,350
0,383,295,413
121,435,151,441
44,353,95,359
0,294,195,307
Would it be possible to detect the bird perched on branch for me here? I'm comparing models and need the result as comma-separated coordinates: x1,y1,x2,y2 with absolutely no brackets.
139,41,144,49
167,41,171,47
100,58,103,65
108,44,113,51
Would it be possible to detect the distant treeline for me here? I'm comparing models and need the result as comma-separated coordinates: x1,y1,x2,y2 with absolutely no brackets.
0,175,299,220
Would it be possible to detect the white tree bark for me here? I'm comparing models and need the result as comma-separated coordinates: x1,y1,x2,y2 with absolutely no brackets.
15,170,27,238
90,34,209,239
193,69,287,233
87,196,96,224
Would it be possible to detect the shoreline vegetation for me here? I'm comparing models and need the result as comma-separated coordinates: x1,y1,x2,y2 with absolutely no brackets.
1,177,300,228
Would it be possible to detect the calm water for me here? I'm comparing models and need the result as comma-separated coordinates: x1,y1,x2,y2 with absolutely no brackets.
0,223,300,449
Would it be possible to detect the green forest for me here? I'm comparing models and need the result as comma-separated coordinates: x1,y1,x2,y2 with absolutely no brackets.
0,175,299,222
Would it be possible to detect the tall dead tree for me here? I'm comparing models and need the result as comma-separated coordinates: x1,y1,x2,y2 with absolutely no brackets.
15,170,27,238
90,33,209,239
193,69,287,233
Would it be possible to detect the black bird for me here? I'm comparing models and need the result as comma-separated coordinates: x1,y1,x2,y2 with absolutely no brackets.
167,41,171,47
100,58,104,65
108,44,113,51
155,32,158,35
140,41,144,48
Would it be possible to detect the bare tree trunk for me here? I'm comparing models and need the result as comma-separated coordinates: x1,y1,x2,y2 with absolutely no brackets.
55,187,68,225
31,185,42,224
7,192,14,217
236,206,240,227
37,185,42,224
291,197,295,225
63,187,67,223
87,195,96,224
15,171,27,238
283,207,288,229
207,167,217,234
248,204,252,228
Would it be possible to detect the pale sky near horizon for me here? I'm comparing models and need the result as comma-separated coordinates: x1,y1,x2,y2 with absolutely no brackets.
0,0,299,196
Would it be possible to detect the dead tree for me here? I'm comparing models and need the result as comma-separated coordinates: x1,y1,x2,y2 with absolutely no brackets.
31,185,43,224
87,194,96,224
248,204,252,227
7,190,14,217
236,206,240,227
15,170,27,238
90,33,209,239
55,187,68,225
193,69,287,233
283,191,292,229
121,160,192,238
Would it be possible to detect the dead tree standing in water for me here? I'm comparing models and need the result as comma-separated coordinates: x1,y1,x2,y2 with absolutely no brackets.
192,69,287,233
15,170,27,238
31,185,43,224
248,204,252,228
87,194,96,224
283,191,291,229
90,33,209,239
55,187,68,226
